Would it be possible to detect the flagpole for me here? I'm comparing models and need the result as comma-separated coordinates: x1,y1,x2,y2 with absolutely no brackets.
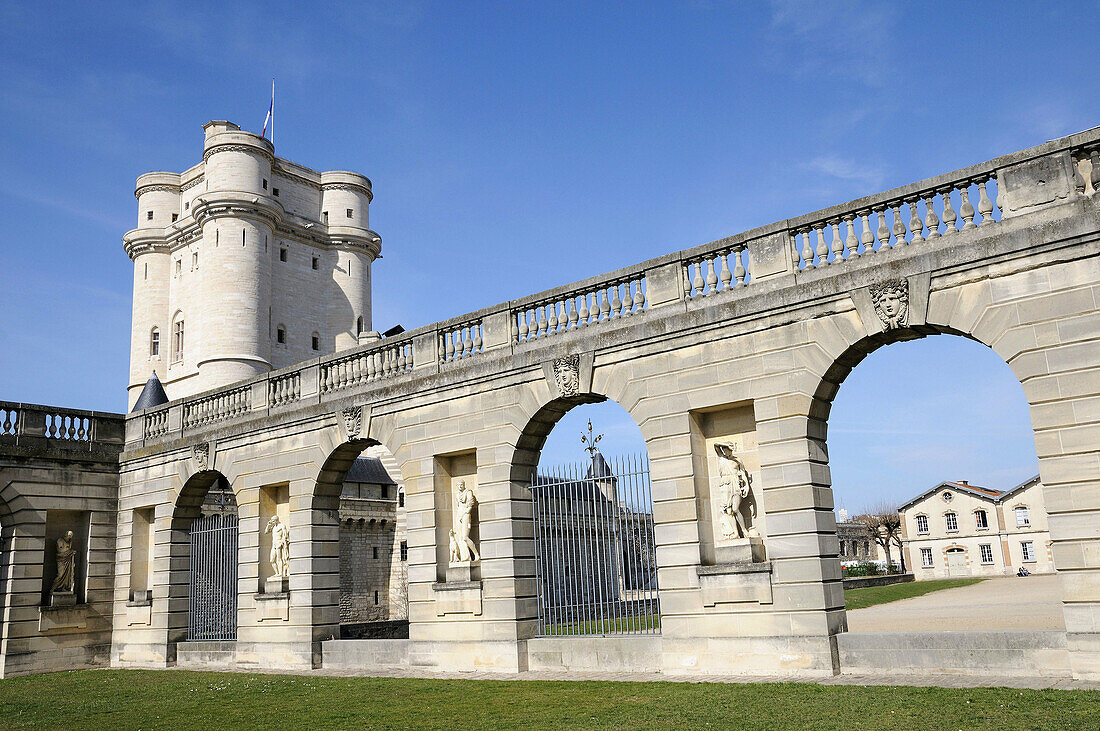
271,78,275,148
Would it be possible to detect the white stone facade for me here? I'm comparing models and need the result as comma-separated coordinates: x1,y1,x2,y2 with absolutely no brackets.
900,477,1055,579
124,121,381,409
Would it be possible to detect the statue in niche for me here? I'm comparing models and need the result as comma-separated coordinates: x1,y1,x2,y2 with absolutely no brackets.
450,480,480,563
265,516,290,578
870,278,909,330
714,443,757,540
52,530,76,593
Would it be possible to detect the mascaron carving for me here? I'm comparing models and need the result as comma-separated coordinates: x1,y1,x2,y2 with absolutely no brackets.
342,407,363,439
193,443,210,471
552,355,581,397
870,278,910,330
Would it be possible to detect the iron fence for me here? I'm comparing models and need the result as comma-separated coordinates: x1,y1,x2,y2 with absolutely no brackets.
530,452,659,636
188,512,238,641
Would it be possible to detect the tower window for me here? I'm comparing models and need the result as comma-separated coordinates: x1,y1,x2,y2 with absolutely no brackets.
400,541,408,562
311,333,320,351
277,326,286,344
262,179,268,190
175,260,182,276
279,248,288,262
171,213,178,222
372,547,379,560
150,328,160,356
172,320,184,362
146,211,153,221
398,490,404,508
185,201,189,210
273,187,279,197
312,256,319,270
356,316,364,334
374,590,379,606
192,252,199,269
322,211,329,224
346,208,353,218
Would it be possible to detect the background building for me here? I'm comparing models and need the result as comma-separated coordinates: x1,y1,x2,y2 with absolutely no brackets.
898,477,1053,579
124,121,382,408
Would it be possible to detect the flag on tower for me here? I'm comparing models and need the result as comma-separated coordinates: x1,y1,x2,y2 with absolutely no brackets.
262,79,275,142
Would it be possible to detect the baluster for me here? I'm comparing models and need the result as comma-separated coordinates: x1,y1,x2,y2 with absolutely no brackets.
599,288,611,321
557,301,567,330
463,326,474,356
473,324,483,353
691,260,705,296
634,279,646,309
844,217,858,258
815,225,829,267
518,310,529,342
876,207,891,251
608,283,621,317
1089,149,1100,193
351,356,362,385
683,264,693,296
859,211,874,255
1073,153,1087,194
511,311,520,345
705,257,718,294
578,293,590,327
568,297,578,329
908,199,924,243
733,249,746,287
365,351,375,380
977,177,993,225
959,185,976,230
891,203,907,247
719,250,733,290
799,228,814,269
546,301,558,334
397,345,407,370
622,280,634,315
923,194,940,239
445,331,455,361
829,220,843,263
941,187,958,234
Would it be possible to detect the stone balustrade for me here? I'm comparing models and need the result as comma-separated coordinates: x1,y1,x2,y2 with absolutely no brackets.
125,126,1100,447
0,401,124,453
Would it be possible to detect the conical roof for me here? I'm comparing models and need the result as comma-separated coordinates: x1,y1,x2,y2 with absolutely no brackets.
586,451,617,482
131,371,169,412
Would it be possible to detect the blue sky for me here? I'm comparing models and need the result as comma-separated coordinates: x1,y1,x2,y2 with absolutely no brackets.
1,1,1095,510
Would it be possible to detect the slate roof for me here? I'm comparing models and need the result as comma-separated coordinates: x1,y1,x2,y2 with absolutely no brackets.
131,371,168,412
897,476,1041,512
344,457,397,485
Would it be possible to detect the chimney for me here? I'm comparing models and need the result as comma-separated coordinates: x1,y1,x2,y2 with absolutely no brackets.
959,480,969,485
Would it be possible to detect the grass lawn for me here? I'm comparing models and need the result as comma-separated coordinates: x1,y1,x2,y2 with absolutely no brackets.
844,577,987,611
542,613,660,635
0,669,1096,730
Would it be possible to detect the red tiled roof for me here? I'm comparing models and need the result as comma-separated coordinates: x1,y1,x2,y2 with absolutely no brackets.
947,481,1003,497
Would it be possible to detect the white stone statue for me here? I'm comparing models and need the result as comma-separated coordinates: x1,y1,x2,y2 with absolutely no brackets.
451,480,480,563
265,516,290,578
714,442,756,540
52,530,76,592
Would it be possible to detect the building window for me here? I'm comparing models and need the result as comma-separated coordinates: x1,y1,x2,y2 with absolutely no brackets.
312,256,319,270
374,590,379,606
175,259,182,276
273,187,279,197
171,213,178,222
279,248,288,262
975,510,988,529
356,316,364,334
277,326,286,344
372,546,379,560
172,320,184,361
192,252,199,270
1015,506,1030,527
381,485,389,499
400,541,408,562
311,333,320,351
945,512,958,532
1021,541,1035,562
916,515,929,534
346,208,353,218
839,540,845,555
398,490,404,508
185,201,189,210
920,548,933,568
150,328,160,356
322,211,328,224
979,544,994,564
262,179,268,190
863,541,869,555
146,211,153,220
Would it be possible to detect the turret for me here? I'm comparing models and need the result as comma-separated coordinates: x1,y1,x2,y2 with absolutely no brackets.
321,171,379,349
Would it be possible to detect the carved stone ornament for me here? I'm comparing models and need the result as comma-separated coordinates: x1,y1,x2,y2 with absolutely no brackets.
552,354,581,397
870,278,910,330
342,406,363,439
193,443,210,471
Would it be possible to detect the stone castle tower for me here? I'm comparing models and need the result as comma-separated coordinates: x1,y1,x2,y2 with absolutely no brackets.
124,121,381,409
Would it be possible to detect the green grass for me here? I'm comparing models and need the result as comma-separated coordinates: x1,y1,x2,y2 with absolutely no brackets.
0,669,1095,730
844,577,987,611
542,613,660,635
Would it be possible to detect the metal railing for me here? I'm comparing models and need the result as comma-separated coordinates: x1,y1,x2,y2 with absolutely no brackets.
530,452,659,636
187,512,239,641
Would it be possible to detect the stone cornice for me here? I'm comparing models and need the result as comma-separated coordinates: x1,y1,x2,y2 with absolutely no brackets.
122,229,172,260
134,183,180,200
191,193,284,228
273,164,321,191
180,175,204,192
321,181,374,202
203,143,275,164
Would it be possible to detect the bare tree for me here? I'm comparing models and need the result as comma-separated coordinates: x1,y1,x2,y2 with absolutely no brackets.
856,501,903,573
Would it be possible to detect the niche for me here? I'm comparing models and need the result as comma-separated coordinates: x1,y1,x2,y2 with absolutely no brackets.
433,451,479,582
41,510,91,605
129,507,156,602
690,403,765,565
258,483,290,593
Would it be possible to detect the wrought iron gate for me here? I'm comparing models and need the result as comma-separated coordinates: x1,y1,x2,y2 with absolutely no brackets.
530,453,659,636
188,512,238,641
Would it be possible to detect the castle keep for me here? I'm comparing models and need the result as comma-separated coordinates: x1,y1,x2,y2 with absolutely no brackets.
124,122,381,408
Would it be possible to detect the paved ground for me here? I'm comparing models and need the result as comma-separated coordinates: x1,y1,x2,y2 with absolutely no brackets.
846,574,1066,632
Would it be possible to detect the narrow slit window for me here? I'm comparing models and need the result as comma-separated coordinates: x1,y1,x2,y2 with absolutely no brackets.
280,248,288,262
277,326,286,344
150,328,160,356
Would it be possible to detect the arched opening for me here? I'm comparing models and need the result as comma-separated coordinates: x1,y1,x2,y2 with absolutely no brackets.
514,395,657,636
169,470,238,646
818,329,1058,633
314,438,408,640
